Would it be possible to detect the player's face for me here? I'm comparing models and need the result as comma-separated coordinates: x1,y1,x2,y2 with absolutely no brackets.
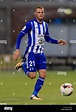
34,8,44,22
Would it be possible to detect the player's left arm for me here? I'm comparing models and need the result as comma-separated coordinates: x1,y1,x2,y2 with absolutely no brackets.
58,39,67,45
44,23,67,45
44,34,58,44
45,34,67,45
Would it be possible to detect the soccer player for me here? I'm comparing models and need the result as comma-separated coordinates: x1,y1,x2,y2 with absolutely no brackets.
13,6,67,100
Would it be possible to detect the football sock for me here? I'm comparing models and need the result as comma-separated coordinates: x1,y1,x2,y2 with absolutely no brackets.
22,62,28,76
32,76,45,96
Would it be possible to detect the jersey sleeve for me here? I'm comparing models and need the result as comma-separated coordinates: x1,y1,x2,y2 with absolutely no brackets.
16,22,32,49
44,23,58,44
21,21,32,34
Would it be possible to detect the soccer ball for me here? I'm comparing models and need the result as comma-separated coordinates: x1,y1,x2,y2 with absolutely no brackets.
60,83,73,96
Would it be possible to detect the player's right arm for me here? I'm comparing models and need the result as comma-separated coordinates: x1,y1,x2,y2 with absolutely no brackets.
13,22,32,60
13,49,20,60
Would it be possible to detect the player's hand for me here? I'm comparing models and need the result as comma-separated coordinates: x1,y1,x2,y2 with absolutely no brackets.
13,49,20,60
58,39,67,45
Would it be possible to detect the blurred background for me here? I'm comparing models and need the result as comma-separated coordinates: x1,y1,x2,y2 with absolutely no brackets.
0,0,76,71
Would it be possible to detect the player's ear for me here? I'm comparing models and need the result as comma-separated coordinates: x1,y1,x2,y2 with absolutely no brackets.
34,11,36,16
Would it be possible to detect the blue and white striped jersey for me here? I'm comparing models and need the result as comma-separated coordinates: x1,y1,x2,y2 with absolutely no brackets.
16,18,58,54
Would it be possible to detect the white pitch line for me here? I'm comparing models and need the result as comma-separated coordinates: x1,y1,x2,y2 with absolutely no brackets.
0,103,7,105
70,103,76,105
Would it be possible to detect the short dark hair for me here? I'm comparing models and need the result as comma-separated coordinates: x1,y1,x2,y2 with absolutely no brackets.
35,6,44,11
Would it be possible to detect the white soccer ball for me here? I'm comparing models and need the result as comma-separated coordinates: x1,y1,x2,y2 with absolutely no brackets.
60,83,73,96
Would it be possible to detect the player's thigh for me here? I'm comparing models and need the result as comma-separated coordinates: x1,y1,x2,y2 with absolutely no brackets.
26,52,36,79
36,53,47,78
36,53,46,70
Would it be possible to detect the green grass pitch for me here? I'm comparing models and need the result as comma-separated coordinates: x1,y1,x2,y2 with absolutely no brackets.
0,70,76,105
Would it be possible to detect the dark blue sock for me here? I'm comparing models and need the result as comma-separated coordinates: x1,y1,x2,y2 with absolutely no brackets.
32,76,45,96
22,62,28,76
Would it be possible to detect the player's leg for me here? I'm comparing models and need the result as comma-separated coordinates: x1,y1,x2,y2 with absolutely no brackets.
30,53,46,100
24,53,44,100
30,69,46,100
15,52,37,78
15,57,29,75
15,56,26,70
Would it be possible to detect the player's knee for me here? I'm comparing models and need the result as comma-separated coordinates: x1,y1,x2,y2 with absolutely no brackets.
39,70,47,78
28,72,36,79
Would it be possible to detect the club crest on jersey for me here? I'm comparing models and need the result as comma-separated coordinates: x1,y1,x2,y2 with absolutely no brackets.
38,34,44,44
